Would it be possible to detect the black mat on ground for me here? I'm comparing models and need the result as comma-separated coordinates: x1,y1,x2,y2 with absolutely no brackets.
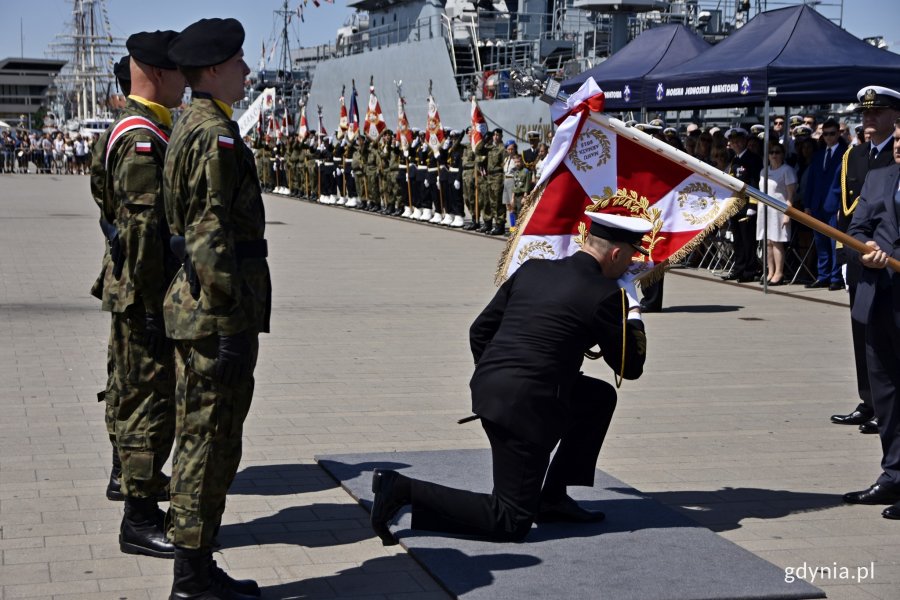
316,450,825,600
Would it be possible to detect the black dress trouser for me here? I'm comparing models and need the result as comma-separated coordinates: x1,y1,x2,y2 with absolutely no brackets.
409,375,617,542
867,291,900,487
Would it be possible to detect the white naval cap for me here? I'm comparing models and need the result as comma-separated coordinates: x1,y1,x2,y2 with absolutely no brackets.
584,211,652,255
855,85,900,111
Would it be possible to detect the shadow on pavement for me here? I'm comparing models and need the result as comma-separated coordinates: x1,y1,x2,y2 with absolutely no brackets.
260,550,541,599
613,486,843,532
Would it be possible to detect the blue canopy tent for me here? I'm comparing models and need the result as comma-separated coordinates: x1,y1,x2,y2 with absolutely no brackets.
562,24,710,111
644,5,900,109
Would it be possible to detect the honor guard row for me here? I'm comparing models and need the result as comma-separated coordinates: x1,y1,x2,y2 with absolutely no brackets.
249,123,546,235
91,19,270,600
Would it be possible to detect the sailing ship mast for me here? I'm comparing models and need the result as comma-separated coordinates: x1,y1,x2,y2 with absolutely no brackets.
48,0,125,123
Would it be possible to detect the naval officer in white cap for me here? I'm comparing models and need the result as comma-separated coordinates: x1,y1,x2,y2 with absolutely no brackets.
370,211,650,544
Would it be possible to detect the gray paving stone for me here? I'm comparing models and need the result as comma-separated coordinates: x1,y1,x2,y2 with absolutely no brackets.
2,176,898,599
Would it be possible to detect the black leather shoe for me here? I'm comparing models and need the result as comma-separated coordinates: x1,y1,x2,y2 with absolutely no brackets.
883,502,900,520
843,483,900,505
829,282,844,291
489,225,506,236
209,557,260,597
860,417,879,434
120,498,175,558
736,275,757,283
462,221,478,230
720,272,737,281
535,495,605,523
370,469,409,546
805,279,829,289
830,410,873,425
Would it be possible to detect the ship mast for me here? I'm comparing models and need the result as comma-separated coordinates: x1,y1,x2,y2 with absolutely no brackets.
48,0,125,122
274,0,296,111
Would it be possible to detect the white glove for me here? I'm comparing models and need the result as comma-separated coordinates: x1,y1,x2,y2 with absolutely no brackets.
453,180,461,190
442,139,450,150
616,276,641,311
746,208,757,217
725,230,734,242
336,168,342,176
403,150,409,158
424,178,430,188
411,139,420,149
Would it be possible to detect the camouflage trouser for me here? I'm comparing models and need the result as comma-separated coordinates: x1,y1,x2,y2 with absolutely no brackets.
285,162,295,189
257,160,270,188
105,308,176,498
479,175,504,221
365,170,381,206
463,170,476,221
167,333,259,550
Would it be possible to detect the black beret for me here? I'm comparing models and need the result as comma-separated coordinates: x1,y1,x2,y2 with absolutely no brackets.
113,55,131,82
167,18,245,68
113,55,131,96
126,30,179,70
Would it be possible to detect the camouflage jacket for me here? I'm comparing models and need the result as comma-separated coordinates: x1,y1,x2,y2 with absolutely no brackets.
90,99,174,315
162,97,271,340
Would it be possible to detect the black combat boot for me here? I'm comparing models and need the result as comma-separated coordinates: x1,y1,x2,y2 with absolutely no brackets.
170,548,258,600
209,556,260,597
106,446,125,501
120,497,175,558
489,223,506,236
478,219,492,233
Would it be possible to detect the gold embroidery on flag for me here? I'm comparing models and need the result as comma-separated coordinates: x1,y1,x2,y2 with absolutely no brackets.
567,129,611,172
677,182,721,226
516,240,557,265
577,187,664,261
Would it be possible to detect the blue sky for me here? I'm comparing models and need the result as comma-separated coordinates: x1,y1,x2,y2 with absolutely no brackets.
2,0,899,64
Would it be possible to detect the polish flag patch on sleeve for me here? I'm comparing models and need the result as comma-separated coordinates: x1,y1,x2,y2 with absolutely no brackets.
135,141,152,153
217,135,235,149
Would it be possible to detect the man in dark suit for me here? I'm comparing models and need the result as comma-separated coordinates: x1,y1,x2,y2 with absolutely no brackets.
369,212,650,544
830,86,900,433
722,128,764,282
842,118,900,519
804,118,849,290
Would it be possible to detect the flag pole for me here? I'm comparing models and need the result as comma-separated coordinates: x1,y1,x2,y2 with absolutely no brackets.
587,112,900,272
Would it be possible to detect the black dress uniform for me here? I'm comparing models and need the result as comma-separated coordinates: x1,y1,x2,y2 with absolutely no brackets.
371,214,649,544
727,146,764,280
832,140,895,422
843,162,900,514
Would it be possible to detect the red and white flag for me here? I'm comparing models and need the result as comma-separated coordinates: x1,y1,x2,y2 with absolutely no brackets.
396,93,412,151
497,78,743,285
425,93,444,157
364,83,386,140
470,96,487,150
338,91,349,131
298,105,308,139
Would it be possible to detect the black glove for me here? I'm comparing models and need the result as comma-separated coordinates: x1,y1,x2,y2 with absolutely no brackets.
144,312,169,361
215,332,252,387
109,234,125,279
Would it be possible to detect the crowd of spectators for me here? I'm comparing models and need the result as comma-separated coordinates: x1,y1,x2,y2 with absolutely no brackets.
0,129,96,175
635,113,864,286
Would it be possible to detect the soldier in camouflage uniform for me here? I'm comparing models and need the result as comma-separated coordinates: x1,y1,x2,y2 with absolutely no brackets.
163,18,269,599
284,136,297,195
482,128,507,235
94,54,131,502
89,31,185,560
462,130,479,230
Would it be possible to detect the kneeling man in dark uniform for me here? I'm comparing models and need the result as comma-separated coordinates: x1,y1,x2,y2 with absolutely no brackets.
371,212,650,544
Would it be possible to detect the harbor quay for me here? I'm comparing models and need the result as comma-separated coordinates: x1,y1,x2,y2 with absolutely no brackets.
1,174,898,599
